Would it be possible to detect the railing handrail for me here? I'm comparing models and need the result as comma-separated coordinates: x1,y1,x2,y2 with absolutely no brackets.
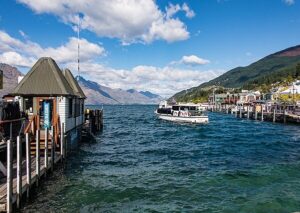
24,115,36,134
0,117,25,124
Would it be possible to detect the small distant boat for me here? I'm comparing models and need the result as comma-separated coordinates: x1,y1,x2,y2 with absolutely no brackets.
155,102,209,124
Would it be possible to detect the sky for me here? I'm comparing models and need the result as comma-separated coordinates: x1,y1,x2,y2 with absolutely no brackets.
0,0,300,97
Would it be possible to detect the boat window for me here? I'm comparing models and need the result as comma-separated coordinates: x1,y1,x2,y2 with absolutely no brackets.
190,106,196,110
180,106,185,110
172,106,179,111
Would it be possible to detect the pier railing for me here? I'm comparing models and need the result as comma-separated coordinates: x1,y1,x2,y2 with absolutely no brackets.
0,122,66,212
210,103,300,124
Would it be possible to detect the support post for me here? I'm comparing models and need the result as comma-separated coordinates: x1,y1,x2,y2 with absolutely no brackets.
284,109,287,124
273,109,276,123
261,105,264,121
247,106,250,119
7,140,12,213
36,129,40,186
60,123,65,161
255,106,258,120
45,128,49,173
17,136,22,208
51,126,55,172
239,107,242,118
26,133,31,198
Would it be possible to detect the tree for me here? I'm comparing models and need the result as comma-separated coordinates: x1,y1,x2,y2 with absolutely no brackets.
296,63,300,78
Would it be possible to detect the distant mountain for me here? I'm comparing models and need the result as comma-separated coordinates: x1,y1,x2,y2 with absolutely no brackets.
139,91,161,99
0,63,23,98
172,45,300,102
78,76,163,104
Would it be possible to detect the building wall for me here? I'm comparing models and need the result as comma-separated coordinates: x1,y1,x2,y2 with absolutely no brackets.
58,96,85,133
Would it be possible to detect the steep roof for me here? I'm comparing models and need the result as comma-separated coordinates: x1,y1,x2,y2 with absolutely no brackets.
11,57,76,96
63,69,86,99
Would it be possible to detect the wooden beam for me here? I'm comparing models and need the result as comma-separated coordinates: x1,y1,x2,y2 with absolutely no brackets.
26,133,31,198
16,136,22,208
45,128,49,174
36,130,40,186
6,140,12,213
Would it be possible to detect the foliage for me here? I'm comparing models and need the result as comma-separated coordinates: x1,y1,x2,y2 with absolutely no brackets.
172,45,300,102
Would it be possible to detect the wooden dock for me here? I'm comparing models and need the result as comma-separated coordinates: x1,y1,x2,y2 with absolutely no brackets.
0,153,62,212
211,104,300,124
0,108,103,212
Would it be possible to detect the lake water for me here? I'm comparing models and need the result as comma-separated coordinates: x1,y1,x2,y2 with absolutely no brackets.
23,105,300,212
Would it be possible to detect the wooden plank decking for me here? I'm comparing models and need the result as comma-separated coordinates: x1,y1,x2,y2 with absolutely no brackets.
0,153,62,212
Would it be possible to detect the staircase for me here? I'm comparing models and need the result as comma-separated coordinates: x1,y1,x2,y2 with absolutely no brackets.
30,130,54,157
24,114,61,158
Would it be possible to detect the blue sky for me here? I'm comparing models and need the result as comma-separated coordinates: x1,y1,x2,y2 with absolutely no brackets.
0,0,299,96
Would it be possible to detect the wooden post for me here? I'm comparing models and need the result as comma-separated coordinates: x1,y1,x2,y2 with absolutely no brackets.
64,135,67,158
284,110,287,124
247,106,250,119
7,140,13,213
45,128,49,173
255,106,258,120
239,106,242,118
51,126,55,172
17,136,22,208
26,133,31,198
36,129,40,186
273,108,276,123
261,105,264,121
60,123,65,161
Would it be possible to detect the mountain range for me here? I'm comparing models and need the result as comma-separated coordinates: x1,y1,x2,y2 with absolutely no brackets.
77,76,163,104
0,63,23,98
172,45,300,102
0,63,163,104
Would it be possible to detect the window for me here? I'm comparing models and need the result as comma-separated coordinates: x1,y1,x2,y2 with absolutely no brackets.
24,98,33,113
68,98,73,118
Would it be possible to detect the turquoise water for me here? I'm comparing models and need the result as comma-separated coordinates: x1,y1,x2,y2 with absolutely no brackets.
23,105,300,212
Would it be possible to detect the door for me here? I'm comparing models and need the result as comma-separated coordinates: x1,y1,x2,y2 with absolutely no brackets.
36,97,56,130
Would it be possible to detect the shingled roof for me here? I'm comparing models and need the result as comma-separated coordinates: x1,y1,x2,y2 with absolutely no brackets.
12,57,76,96
63,69,86,99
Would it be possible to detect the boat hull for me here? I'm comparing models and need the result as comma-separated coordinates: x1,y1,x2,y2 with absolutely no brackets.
157,114,209,124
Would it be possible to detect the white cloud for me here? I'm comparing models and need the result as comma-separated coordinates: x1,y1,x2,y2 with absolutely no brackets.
0,30,222,97
0,51,35,67
182,3,195,18
67,62,223,97
181,55,210,66
171,55,210,66
283,0,295,5
0,30,105,66
18,30,29,39
17,0,194,44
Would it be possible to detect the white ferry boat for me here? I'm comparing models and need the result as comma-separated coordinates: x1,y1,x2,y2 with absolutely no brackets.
155,102,209,124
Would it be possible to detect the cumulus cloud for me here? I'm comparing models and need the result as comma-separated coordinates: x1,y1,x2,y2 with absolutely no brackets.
0,30,105,66
171,55,210,66
0,30,222,97
17,0,194,44
66,62,223,97
283,0,295,5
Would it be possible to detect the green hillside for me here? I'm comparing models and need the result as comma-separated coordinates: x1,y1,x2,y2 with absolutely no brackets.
172,45,300,102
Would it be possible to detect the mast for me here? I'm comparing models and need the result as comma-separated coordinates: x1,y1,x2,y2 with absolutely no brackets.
77,14,80,79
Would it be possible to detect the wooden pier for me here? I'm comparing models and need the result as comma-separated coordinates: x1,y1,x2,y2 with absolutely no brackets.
210,104,300,124
0,109,103,212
